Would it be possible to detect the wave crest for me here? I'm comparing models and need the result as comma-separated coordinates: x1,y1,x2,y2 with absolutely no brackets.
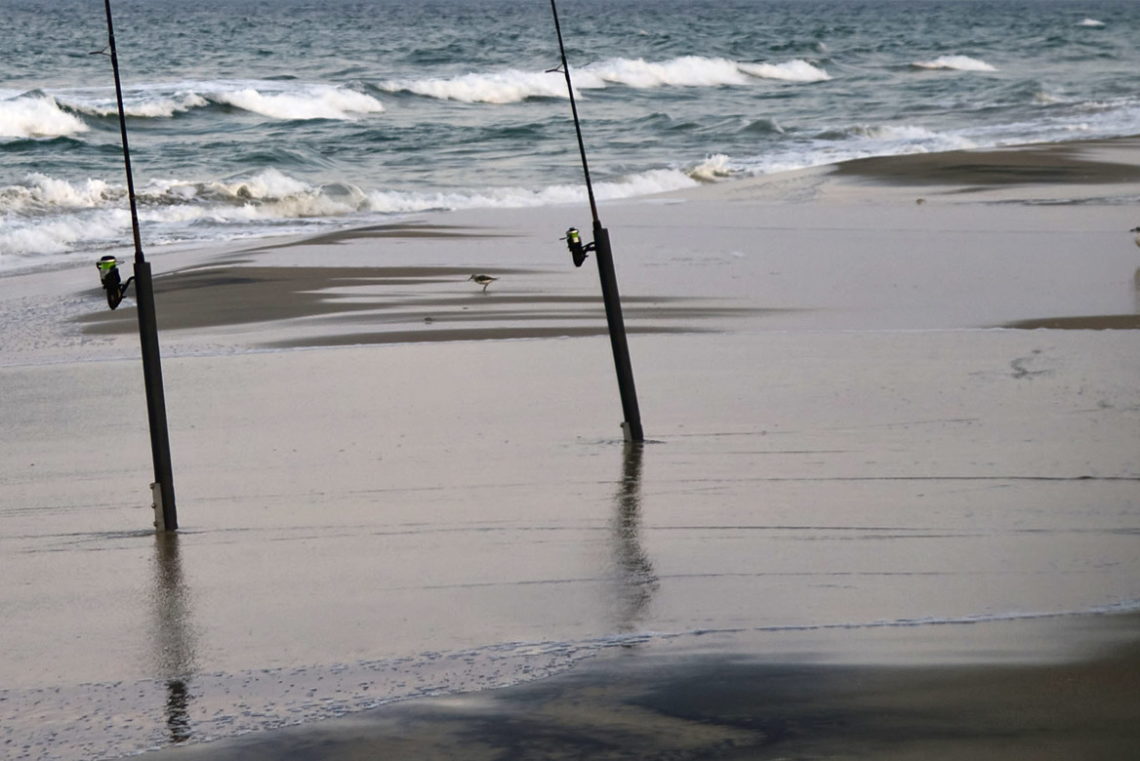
380,69,568,104
0,94,89,139
0,168,700,265
68,92,210,119
53,83,384,122
739,59,832,82
379,56,829,104
911,55,997,72
210,86,385,120
0,173,116,213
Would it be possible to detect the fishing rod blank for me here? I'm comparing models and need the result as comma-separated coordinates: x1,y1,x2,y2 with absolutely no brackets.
549,0,645,444
100,0,179,531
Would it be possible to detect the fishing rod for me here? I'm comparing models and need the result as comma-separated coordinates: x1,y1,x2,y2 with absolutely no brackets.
549,0,645,444
97,0,179,531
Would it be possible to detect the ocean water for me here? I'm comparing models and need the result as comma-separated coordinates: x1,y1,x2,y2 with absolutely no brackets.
1,0,1138,271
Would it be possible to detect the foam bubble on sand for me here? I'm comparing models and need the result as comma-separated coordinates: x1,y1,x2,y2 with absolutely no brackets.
911,55,997,72
0,94,89,139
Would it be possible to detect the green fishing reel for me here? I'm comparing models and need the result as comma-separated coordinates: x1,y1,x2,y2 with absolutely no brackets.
96,255,133,310
562,227,593,267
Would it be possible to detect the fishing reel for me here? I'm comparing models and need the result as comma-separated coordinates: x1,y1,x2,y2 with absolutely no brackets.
561,226,594,267
96,255,134,310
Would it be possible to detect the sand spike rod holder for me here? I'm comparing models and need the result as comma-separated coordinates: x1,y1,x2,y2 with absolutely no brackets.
100,0,178,531
549,0,644,443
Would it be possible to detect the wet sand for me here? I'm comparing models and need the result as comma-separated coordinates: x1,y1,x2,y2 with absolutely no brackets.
1,137,1139,761
832,136,1140,187
145,622,1140,761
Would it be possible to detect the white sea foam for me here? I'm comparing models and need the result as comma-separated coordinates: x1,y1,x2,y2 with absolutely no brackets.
0,211,128,258
379,56,829,103
582,56,752,88
911,55,997,72
688,154,736,182
738,59,832,82
380,69,570,104
711,123,979,179
1076,18,1105,27
0,94,89,139
65,91,210,119
210,86,384,120
50,82,383,121
0,173,117,213
0,167,699,268
363,168,697,213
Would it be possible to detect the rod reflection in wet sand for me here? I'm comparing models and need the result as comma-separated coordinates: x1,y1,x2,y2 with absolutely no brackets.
150,533,198,744
609,443,658,632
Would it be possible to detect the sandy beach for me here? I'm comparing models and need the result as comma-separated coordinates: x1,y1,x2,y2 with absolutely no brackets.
2,138,1139,760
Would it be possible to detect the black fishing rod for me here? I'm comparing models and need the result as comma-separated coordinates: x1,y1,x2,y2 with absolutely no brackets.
549,0,644,444
98,0,179,531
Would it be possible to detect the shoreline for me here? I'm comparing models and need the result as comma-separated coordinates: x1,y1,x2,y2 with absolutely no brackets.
3,133,1140,283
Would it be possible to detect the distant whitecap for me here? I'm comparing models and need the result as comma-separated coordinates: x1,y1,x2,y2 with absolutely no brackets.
739,59,831,83
379,56,831,104
911,55,997,72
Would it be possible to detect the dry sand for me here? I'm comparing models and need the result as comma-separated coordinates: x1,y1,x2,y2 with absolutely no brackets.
1,138,1138,760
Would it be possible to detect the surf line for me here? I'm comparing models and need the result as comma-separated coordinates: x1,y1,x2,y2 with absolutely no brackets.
548,0,645,444
94,0,179,531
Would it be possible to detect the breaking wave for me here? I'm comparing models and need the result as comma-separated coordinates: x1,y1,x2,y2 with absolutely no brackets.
911,55,998,72
48,82,384,122
209,86,385,120
738,59,832,82
379,56,829,104
0,93,90,139
0,167,698,268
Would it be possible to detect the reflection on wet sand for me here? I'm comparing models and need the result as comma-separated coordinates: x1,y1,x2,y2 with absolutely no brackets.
609,443,658,633
150,533,197,744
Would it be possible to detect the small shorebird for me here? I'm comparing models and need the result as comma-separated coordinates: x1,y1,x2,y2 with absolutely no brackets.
1131,226,1140,248
468,273,498,293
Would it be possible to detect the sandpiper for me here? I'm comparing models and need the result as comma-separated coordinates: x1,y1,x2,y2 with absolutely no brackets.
468,273,498,293
1131,226,1140,248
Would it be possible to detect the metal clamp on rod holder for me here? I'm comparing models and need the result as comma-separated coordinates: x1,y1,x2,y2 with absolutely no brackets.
562,227,594,267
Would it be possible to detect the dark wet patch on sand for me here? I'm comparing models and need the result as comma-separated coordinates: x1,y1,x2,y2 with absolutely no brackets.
74,264,779,345
835,139,1140,187
243,222,521,251
139,638,1140,761
264,325,713,349
1002,314,1140,330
